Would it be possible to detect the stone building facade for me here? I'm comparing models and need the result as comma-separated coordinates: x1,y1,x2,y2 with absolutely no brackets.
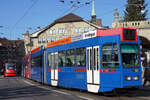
23,13,105,54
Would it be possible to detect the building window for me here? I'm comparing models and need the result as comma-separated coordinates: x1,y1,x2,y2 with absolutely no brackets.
40,38,43,43
75,27,81,33
38,38,41,43
58,28,65,34
43,38,46,43
30,38,34,42
58,29,61,34
62,28,65,33
49,30,53,34
53,30,56,35
84,27,90,32
47,38,50,42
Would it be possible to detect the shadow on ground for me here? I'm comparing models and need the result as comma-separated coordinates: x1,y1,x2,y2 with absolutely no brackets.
0,85,51,99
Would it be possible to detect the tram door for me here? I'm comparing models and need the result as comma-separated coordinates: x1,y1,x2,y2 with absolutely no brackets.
43,50,47,84
51,52,58,86
87,46,100,93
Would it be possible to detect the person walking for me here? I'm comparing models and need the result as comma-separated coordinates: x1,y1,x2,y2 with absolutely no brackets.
143,67,150,86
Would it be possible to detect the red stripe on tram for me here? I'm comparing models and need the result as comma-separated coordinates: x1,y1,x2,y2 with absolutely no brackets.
100,69,116,73
48,69,51,72
74,69,87,72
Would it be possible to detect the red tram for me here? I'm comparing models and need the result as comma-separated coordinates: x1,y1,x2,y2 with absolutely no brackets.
4,60,16,77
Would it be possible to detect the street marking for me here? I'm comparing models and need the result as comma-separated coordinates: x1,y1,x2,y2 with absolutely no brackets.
23,80,34,86
78,96,94,100
23,80,70,96
52,90,70,95
38,86,50,90
138,97,150,100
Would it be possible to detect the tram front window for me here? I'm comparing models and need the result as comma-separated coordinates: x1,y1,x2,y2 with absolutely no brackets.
6,63,15,70
121,44,140,68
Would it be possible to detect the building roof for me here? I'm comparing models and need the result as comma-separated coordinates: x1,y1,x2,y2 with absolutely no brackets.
55,13,83,23
0,38,24,47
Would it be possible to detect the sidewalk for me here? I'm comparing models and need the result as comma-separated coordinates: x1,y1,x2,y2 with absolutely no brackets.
141,82,150,90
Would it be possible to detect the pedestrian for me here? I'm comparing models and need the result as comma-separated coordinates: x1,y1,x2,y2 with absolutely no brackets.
143,67,150,86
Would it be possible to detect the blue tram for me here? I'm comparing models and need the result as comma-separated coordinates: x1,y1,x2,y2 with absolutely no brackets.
29,28,142,93
30,46,44,83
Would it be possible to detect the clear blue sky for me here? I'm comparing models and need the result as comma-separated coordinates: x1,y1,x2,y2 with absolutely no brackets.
0,0,150,40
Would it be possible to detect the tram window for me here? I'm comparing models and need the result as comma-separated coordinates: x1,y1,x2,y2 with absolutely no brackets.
51,54,54,68
58,51,66,67
87,49,89,70
102,44,119,68
76,48,86,67
54,53,58,69
121,44,140,68
48,53,52,67
31,55,42,67
123,29,136,41
65,49,75,67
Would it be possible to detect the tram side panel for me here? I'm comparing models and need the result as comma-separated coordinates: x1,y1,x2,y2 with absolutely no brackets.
45,38,100,90
30,50,44,83
46,50,51,85
99,35,122,92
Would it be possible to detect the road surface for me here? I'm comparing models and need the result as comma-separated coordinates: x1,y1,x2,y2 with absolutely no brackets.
0,76,150,100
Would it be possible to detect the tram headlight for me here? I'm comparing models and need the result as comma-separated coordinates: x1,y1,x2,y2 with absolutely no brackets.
125,76,132,81
133,76,139,80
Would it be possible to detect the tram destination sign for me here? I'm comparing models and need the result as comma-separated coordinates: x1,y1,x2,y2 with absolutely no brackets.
83,30,97,39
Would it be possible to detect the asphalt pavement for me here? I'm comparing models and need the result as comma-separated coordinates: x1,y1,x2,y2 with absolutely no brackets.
0,76,150,100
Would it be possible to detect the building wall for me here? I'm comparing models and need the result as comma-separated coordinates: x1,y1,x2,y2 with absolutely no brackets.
31,21,97,50
112,20,150,29
22,32,32,54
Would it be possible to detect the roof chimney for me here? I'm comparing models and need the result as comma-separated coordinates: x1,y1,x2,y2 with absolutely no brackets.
37,26,40,31
25,31,29,35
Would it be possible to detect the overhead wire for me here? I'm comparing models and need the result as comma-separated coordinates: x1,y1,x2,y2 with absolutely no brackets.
11,0,39,40
58,0,92,17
